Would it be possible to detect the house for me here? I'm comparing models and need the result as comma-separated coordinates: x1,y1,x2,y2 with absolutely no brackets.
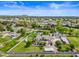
35,35,54,41
49,21,57,27
60,35,69,44
42,35,52,40
53,32,69,44
2,31,20,39
35,32,69,52
35,35,58,52
35,35,42,41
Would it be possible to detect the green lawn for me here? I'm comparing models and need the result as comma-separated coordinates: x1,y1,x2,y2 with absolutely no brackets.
12,41,42,52
11,32,39,52
0,36,11,43
67,37,79,48
0,40,18,52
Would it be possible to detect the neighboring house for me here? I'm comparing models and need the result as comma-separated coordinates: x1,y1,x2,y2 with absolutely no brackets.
62,21,72,27
38,20,48,26
49,21,57,26
2,31,20,39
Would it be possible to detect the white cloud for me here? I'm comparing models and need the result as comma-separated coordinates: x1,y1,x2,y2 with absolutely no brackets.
0,2,79,16
49,2,79,9
3,1,27,9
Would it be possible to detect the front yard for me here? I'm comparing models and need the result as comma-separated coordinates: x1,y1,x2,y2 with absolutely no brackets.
11,41,42,52
0,39,18,52
11,32,43,52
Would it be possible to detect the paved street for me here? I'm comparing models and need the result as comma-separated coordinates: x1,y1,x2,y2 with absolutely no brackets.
6,52,79,54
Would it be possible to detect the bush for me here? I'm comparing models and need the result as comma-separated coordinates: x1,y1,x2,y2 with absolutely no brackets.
39,46,43,49
55,40,62,47
69,44,75,51
25,41,31,48
38,42,46,46
40,54,44,57
35,54,39,57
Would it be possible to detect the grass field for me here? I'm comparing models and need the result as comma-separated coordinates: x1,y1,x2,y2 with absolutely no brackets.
0,40,18,52
12,41,42,52
67,37,79,48
0,36,11,43
11,32,41,52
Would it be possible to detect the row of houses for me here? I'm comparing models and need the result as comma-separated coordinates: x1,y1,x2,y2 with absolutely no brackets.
1,31,20,39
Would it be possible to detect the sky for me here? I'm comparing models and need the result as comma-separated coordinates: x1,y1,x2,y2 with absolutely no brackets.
0,1,79,16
